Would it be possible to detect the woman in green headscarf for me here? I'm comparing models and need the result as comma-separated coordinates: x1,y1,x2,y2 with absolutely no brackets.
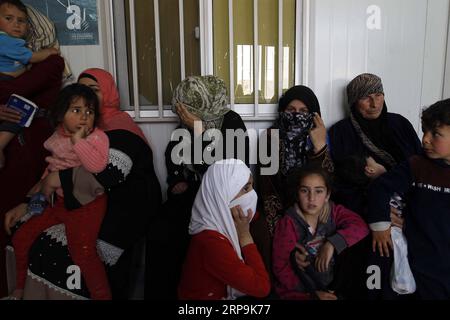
172,75,230,132
164,75,249,298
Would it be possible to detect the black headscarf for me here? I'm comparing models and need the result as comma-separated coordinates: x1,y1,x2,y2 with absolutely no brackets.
347,74,404,169
274,85,321,175
278,85,321,115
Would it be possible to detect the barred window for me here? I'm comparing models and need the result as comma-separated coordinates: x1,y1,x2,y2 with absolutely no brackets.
112,0,303,122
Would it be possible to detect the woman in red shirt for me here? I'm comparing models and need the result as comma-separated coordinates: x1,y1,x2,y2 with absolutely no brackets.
178,159,271,300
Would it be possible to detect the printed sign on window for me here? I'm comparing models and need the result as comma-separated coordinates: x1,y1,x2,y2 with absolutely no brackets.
23,0,99,46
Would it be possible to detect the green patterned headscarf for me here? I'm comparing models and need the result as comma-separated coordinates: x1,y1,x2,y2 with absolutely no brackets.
172,75,230,129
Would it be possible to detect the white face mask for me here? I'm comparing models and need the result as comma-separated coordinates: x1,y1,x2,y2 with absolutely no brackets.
229,190,258,219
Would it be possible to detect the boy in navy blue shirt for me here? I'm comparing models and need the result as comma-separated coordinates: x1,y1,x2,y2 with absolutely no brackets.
368,99,450,299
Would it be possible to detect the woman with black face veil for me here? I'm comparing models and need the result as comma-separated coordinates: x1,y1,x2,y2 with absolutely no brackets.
252,85,334,290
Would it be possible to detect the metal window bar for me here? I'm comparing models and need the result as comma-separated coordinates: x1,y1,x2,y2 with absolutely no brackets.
254,0,259,118
201,0,214,75
199,0,205,75
296,0,303,85
154,0,163,118
228,0,235,110
278,0,283,99
128,0,141,121
112,0,131,108
106,0,117,80
302,0,309,86
179,0,186,81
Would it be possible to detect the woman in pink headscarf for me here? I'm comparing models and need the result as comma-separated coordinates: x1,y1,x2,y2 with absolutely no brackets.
77,68,148,142
4,68,162,300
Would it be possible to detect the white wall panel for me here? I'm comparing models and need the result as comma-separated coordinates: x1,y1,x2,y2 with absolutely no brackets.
60,45,105,79
422,0,450,107
138,122,177,200
59,0,110,80
309,0,449,132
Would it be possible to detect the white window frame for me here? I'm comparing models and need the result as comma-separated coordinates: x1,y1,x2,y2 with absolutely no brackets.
107,0,306,122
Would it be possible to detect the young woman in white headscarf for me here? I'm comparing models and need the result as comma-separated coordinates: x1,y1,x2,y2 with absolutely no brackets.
178,159,270,300
164,76,249,298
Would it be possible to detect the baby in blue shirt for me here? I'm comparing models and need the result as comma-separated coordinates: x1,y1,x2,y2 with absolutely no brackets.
0,0,59,168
